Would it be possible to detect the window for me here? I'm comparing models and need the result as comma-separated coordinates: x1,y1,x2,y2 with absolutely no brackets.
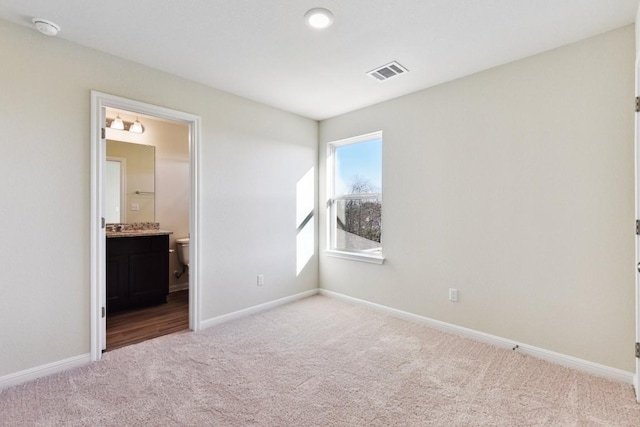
327,131,383,264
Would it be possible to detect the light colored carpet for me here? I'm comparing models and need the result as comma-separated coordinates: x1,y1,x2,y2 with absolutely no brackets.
1,295,639,426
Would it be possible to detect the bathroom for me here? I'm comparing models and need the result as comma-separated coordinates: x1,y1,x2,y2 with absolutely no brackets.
104,108,190,350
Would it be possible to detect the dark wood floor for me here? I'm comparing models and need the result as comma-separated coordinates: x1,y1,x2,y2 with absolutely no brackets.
106,290,189,351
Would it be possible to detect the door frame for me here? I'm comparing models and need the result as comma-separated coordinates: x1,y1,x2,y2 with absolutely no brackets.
90,91,202,361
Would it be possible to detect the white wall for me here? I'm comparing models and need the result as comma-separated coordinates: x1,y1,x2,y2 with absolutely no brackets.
0,19,318,377
319,26,635,371
637,3,640,55
152,119,191,290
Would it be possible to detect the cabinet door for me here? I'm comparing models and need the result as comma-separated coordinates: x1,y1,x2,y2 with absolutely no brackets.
106,252,129,313
129,250,168,305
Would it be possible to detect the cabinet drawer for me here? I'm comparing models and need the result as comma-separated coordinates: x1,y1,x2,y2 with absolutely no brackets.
107,235,168,255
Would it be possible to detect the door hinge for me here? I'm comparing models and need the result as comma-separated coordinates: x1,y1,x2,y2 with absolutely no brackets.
636,342,640,358
102,306,106,318
101,217,106,229
101,127,106,139
636,220,640,235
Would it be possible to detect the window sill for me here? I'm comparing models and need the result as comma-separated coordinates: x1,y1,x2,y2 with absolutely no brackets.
325,250,385,265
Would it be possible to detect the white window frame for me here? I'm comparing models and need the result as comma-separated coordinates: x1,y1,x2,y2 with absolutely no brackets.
326,131,384,264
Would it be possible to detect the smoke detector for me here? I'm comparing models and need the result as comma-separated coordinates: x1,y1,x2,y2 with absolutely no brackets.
367,61,408,82
32,18,61,36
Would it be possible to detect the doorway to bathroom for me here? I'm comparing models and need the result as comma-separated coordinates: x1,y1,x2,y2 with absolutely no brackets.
104,108,190,350
90,92,201,361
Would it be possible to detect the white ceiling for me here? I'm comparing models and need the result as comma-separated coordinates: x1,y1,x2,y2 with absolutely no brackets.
1,1,637,120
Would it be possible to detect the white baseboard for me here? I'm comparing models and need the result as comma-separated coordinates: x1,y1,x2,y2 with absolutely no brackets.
319,289,634,385
1,290,318,390
170,282,189,293
200,289,319,330
0,353,91,390
4,289,629,391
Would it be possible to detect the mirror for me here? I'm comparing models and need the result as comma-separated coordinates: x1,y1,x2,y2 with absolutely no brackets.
106,140,155,223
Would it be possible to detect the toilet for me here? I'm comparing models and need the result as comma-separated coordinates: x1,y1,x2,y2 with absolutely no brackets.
176,237,189,267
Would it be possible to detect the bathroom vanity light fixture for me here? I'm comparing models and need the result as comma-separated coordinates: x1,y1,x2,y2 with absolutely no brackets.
106,116,145,134
305,8,334,29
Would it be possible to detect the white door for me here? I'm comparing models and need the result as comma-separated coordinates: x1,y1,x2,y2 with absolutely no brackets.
90,101,107,359
635,14,640,402
99,106,107,353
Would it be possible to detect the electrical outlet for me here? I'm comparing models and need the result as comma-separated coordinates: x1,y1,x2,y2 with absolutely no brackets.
257,274,264,286
449,288,458,302
130,203,140,211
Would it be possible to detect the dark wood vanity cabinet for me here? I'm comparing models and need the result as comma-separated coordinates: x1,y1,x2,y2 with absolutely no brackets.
106,234,169,313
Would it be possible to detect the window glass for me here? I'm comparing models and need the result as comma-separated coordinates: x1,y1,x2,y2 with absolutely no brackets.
335,138,382,196
329,133,382,257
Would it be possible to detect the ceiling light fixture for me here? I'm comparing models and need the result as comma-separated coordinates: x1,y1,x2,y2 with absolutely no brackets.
304,8,334,29
32,18,61,36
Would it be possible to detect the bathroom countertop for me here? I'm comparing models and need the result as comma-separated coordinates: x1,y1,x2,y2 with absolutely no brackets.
106,230,173,238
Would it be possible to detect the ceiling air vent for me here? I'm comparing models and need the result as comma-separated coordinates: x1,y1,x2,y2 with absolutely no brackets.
367,61,408,82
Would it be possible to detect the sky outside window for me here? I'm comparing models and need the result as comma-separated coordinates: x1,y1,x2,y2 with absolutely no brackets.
335,138,382,195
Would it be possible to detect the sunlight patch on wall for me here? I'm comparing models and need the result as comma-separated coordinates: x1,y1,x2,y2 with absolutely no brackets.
296,167,315,276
